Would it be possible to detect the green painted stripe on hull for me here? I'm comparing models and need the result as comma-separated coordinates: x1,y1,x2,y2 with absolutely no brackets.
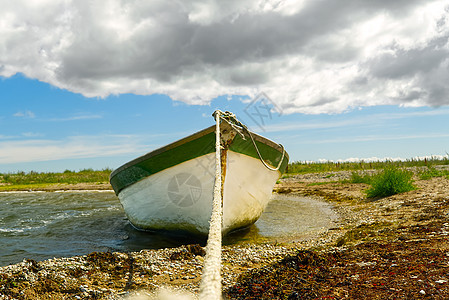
110,126,289,195
229,134,289,174
110,130,216,194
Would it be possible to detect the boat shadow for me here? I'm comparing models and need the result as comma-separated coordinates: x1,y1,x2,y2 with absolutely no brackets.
118,222,265,252
118,223,207,251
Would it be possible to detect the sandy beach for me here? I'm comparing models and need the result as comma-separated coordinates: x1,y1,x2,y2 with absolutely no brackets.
1,167,449,299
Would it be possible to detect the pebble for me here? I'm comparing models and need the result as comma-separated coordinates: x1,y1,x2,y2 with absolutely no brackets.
6,167,446,298
0,243,303,298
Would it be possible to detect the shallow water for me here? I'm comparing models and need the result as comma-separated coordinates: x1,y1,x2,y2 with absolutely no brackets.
224,194,339,244
0,192,338,267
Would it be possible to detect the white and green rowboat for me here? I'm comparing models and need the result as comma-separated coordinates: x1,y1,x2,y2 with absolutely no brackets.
110,111,288,236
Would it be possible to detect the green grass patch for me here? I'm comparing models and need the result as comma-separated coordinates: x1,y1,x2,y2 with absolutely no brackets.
345,166,416,198
286,156,449,174
365,166,415,198
418,166,449,180
348,172,372,184
0,183,60,191
0,168,112,186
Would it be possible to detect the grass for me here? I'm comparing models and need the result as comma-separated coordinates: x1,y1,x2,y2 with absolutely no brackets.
364,166,416,198
0,183,72,192
346,164,449,198
418,166,449,180
286,157,448,198
346,167,416,198
348,172,372,184
0,168,112,189
286,156,449,174
1,156,447,193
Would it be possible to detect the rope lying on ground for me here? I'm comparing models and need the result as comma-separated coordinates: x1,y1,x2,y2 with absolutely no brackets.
199,110,223,300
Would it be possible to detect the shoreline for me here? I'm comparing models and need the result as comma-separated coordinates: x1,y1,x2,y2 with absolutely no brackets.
0,189,114,194
1,170,449,299
0,182,113,193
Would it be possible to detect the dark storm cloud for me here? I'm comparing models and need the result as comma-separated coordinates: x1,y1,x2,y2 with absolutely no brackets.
364,33,449,106
1,0,449,113
58,0,426,79
369,36,449,80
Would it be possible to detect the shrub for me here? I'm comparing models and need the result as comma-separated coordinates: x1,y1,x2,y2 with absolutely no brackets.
365,166,415,198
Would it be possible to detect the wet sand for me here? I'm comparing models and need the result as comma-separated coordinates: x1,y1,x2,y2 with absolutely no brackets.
1,168,449,299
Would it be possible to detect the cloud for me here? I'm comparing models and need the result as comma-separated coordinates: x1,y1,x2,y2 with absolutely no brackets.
0,134,16,140
1,0,449,113
13,110,35,118
317,154,449,164
0,134,151,164
47,113,103,121
263,107,449,133
21,132,44,138
305,132,449,145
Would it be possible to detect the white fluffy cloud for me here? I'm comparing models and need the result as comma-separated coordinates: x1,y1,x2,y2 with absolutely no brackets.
1,0,448,113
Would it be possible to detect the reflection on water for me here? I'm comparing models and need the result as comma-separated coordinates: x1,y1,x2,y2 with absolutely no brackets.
0,192,337,266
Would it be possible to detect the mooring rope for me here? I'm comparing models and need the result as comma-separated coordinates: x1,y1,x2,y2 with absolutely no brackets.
245,129,285,171
198,110,286,299
220,111,285,172
199,110,223,300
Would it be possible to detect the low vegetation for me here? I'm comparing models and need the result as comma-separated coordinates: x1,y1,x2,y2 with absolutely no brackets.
0,168,112,187
418,166,449,180
1,156,448,195
286,157,449,198
347,166,417,198
364,166,416,198
286,156,449,174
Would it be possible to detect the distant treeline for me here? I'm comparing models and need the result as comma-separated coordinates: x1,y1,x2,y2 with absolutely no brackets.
286,156,449,174
0,168,112,185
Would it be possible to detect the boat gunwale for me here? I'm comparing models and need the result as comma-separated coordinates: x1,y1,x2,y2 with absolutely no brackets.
109,126,216,180
109,123,288,190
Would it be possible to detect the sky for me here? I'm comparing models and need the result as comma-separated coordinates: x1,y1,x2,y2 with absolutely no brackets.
1,0,449,173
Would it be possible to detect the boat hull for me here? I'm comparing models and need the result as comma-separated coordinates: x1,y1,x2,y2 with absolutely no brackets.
118,153,215,235
110,123,289,236
222,151,280,234
117,150,281,235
